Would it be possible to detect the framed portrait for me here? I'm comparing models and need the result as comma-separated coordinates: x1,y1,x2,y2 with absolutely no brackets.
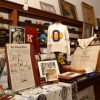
40,1,56,14
58,0,78,20
38,60,60,78
82,23,93,38
82,2,96,25
9,26,25,44
6,44,38,91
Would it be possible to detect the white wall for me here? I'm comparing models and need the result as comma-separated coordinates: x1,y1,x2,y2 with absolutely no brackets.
6,0,100,21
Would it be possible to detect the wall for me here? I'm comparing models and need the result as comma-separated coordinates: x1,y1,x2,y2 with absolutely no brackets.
6,0,100,22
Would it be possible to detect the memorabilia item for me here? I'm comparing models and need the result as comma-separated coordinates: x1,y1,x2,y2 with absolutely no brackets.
40,1,56,14
47,23,71,61
68,46,100,71
45,67,58,82
40,53,56,60
38,60,60,78
82,2,96,25
25,25,40,53
9,26,25,44
58,72,82,80
6,44,36,91
0,29,9,47
56,53,67,66
58,0,78,19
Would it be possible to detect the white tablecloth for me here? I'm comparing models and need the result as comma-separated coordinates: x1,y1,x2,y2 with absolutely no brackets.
14,82,72,100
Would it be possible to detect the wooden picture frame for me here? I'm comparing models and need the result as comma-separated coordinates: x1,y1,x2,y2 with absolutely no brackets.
82,2,96,25
40,1,56,14
38,60,60,78
6,44,40,91
83,23,93,38
58,0,78,20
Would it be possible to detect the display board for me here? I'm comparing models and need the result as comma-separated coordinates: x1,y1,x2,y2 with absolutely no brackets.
6,44,39,91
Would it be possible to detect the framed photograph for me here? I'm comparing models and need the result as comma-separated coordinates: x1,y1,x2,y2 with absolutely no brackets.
58,0,78,20
82,2,96,25
6,44,38,91
45,67,58,82
38,60,60,78
9,26,25,44
83,23,93,38
40,1,56,14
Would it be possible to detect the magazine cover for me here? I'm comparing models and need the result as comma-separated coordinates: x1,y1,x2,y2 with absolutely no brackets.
6,44,36,91
9,26,25,44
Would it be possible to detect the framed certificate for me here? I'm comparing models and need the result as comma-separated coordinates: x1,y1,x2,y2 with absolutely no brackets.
6,44,39,91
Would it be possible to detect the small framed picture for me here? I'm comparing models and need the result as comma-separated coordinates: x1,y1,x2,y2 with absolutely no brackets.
82,2,96,25
40,1,56,14
45,67,58,82
38,60,60,78
9,26,25,44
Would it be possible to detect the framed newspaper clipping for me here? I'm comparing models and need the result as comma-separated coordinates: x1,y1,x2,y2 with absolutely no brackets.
6,44,40,91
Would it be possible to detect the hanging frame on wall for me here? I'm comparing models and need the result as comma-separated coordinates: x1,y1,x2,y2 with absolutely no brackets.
82,2,96,25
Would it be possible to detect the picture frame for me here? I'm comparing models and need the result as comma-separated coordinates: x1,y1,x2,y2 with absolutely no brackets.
38,60,60,78
9,26,25,44
82,2,96,25
6,44,39,91
58,0,78,20
82,23,93,38
40,1,56,14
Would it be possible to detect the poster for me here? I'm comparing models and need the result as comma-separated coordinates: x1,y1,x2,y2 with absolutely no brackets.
6,44,35,91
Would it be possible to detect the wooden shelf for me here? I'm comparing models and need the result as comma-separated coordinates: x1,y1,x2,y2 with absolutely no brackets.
18,21,48,29
0,1,83,28
0,19,12,24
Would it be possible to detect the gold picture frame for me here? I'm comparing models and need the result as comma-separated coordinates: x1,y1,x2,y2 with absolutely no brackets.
82,2,96,25
40,1,56,14
58,0,78,20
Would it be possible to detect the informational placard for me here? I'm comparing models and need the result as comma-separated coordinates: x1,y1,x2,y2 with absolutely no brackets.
70,46,100,71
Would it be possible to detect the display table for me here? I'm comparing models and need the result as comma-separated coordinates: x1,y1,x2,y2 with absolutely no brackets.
59,72,100,100
11,82,72,100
